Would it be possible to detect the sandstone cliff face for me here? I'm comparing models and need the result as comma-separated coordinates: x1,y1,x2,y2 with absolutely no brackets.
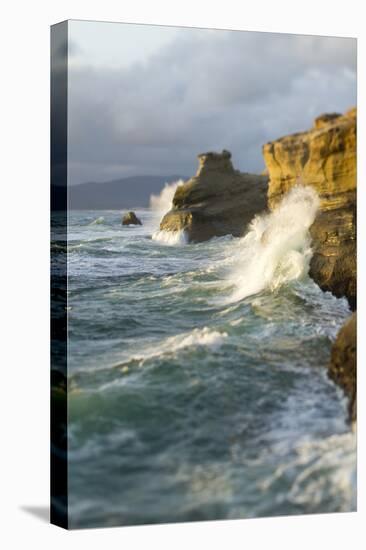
329,313,357,422
160,150,268,242
263,108,356,309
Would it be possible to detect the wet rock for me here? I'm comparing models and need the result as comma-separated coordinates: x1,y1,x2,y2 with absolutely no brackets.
122,211,142,225
329,313,357,422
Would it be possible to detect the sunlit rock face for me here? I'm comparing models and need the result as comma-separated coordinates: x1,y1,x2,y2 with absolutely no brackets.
160,150,268,243
263,108,356,309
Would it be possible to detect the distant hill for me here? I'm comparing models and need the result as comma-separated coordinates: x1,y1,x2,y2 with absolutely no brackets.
61,175,186,210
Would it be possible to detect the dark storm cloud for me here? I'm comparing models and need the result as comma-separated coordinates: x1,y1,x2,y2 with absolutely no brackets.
67,29,356,184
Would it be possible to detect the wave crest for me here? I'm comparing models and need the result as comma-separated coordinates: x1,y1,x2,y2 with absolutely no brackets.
168,327,228,352
120,327,228,367
89,216,105,225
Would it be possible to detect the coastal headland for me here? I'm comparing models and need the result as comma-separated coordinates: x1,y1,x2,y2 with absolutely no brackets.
159,109,357,420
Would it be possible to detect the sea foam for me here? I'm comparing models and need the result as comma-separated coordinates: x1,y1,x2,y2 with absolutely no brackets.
152,229,188,246
225,185,320,302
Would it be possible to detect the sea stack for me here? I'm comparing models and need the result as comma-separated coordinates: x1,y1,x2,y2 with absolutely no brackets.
122,211,142,226
263,108,356,310
159,150,268,242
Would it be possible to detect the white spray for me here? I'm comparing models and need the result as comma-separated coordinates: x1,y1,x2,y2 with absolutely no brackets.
152,229,188,246
150,179,186,245
225,185,320,302
150,180,184,220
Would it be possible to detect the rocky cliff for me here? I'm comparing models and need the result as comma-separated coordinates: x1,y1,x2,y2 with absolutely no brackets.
329,313,357,422
263,108,356,309
160,150,268,242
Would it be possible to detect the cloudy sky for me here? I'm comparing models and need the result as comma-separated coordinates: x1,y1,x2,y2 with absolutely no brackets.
67,20,356,185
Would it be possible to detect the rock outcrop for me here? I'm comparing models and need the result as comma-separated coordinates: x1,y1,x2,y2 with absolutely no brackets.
263,108,356,309
160,150,268,242
122,211,142,225
329,313,357,422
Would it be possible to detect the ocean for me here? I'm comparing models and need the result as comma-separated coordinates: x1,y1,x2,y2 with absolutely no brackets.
63,186,356,528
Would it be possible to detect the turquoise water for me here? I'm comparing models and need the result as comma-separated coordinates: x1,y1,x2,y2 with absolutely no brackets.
66,208,356,528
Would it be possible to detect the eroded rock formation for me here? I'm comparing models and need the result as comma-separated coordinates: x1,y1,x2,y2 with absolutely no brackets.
329,313,357,422
160,150,268,242
263,108,356,309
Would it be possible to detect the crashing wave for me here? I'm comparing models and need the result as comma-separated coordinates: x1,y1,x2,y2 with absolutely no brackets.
152,229,188,246
224,185,320,302
150,180,184,219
